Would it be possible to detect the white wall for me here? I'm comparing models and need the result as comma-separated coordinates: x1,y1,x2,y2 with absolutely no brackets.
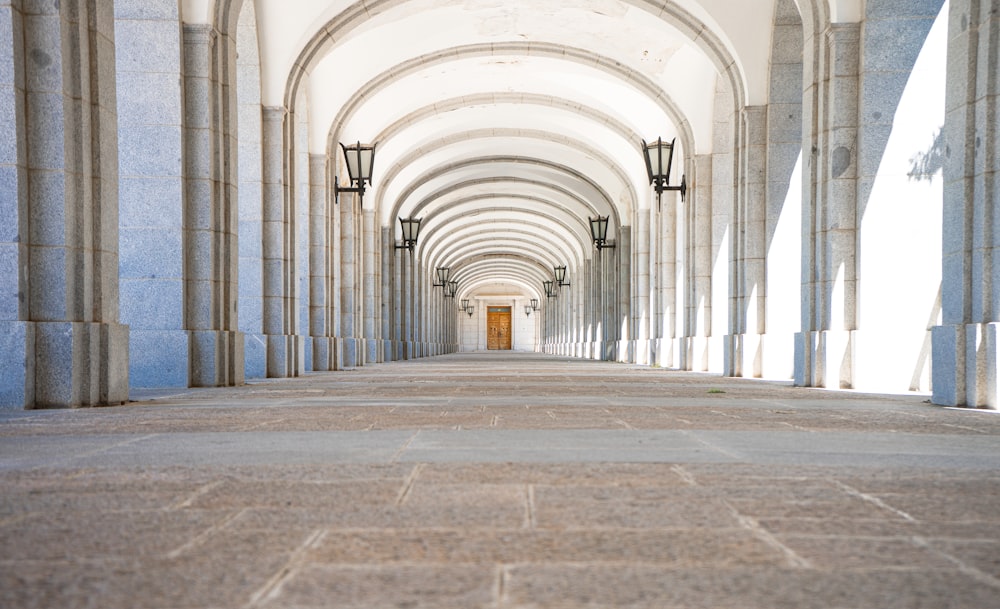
459,298,538,352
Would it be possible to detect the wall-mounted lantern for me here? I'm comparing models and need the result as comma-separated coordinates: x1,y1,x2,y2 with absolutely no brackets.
589,216,615,251
530,298,539,311
394,217,421,251
554,265,571,288
466,305,475,317
642,137,687,208
433,267,450,289
334,141,375,205
524,304,532,317
544,280,557,298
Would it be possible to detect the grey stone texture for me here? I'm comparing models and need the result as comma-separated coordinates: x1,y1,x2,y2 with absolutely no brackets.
2,353,1000,606
932,0,1000,407
0,0,130,408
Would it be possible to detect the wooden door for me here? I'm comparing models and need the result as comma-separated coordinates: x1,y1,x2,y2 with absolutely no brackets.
486,307,512,350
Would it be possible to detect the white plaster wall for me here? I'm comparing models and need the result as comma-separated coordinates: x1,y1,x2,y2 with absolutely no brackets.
458,298,538,352
854,2,946,394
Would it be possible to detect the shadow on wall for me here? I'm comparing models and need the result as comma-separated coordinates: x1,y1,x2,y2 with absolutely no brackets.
907,127,945,182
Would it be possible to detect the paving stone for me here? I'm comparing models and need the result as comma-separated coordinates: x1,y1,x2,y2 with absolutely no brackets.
0,509,233,560
775,535,955,569
532,485,742,529
1,353,998,608
259,564,497,609
502,565,1000,609
184,479,402,510
305,528,787,567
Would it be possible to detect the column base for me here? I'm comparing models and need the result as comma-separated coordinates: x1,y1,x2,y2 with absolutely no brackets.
3,321,130,409
265,333,301,378
0,322,35,408
244,333,267,379
192,330,245,387
794,330,855,389
681,336,716,372
933,323,1000,408
312,337,333,371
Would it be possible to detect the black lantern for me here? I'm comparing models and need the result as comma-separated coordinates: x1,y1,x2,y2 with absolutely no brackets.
461,299,469,311
530,298,539,310
524,304,532,317
544,280,557,298
589,216,614,250
554,265,570,287
642,137,687,208
334,141,376,205
395,217,421,251
466,305,475,317
446,280,458,298
433,267,450,288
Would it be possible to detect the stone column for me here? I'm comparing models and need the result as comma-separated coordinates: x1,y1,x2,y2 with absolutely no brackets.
363,209,377,364
393,245,403,359
339,191,358,367
308,154,331,370
795,24,860,390
381,226,392,362
616,226,632,362
682,154,713,371
182,23,244,387
658,188,678,368
0,0,30,406
932,0,1000,407
635,208,651,364
261,106,295,377
115,2,187,388
725,106,769,378
402,247,413,359
1,0,129,407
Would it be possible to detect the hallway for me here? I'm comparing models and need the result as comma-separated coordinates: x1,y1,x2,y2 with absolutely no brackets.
2,353,1000,608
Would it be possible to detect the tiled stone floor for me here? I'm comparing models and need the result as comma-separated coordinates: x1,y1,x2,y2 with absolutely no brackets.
2,352,1000,608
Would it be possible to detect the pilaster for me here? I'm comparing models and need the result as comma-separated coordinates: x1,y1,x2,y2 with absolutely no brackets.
932,0,1000,407
795,22,861,390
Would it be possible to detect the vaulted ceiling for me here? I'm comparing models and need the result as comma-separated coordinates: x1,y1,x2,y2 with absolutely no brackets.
185,0,854,301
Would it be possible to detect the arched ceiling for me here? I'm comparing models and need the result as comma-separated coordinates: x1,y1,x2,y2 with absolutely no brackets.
184,0,844,302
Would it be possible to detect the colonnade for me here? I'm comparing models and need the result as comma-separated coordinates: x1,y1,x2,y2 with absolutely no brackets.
1,0,998,409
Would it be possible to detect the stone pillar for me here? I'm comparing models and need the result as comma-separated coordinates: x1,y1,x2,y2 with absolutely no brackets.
363,210,378,364
725,106,769,378
402,247,413,359
234,0,265,380
182,24,244,387
308,154,331,370
682,154,714,371
340,191,358,367
932,0,1000,408
115,2,186,389
616,226,631,362
381,226,392,362
635,209,651,364
393,245,403,359
0,0,129,408
658,188,678,368
795,24,861,390
261,106,295,377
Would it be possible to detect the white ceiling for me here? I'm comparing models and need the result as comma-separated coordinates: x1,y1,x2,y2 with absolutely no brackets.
183,0,856,300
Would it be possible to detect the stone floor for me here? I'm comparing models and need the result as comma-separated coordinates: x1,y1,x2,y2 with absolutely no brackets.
2,352,1000,609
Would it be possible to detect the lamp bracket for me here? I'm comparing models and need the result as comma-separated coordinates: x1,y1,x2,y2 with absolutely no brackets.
333,175,365,205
